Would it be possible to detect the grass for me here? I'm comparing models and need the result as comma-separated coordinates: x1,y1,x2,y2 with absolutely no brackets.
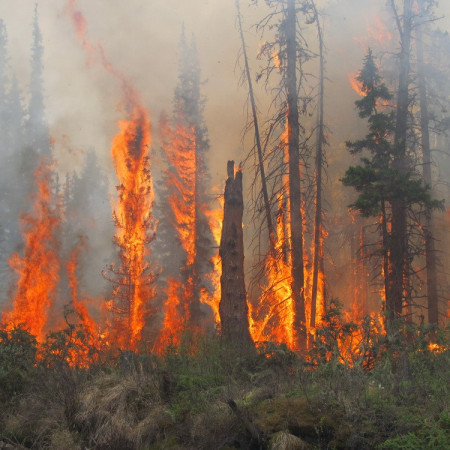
0,321,448,449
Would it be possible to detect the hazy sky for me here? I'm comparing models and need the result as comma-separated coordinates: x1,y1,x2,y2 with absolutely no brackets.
0,0,449,186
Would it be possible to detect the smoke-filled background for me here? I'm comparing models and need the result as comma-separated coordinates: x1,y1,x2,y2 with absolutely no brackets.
0,0,450,325
2,0,446,174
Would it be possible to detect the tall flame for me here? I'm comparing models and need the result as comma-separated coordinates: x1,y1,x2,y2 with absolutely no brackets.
158,111,220,346
2,160,60,341
162,120,198,266
109,103,154,350
68,0,155,351
67,236,99,338
201,196,223,324
155,278,186,350
250,127,297,348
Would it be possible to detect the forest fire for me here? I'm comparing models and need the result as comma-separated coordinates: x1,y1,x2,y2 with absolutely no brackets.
105,100,154,351
161,120,198,266
1,160,60,342
0,1,449,446
67,236,99,338
0,0,447,368
250,196,296,347
349,72,365,96
250,125,300,349
68,0,156,352
158,109,221,345
201,199,223,324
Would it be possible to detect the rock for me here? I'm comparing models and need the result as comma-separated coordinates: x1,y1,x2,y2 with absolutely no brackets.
268,431,312,450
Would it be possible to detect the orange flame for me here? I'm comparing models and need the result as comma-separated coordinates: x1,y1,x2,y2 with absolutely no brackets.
158,112,221,347
354,14,393,49
162,119,198,266
67,236,100,338
272,51,282,69
64,236,106,367
250,127,296,348
200,195,223,324
155,278,186,350
367,15,392,47
109,103,154,350
348,73,365,97
2,160,60,341
69,0,155,351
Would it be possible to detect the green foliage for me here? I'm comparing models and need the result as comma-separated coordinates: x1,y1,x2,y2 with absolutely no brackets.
308,299,384,369
354,49,392,118
0,324,448,449
378,410,450,449
343,49,441,220
0,325,37,401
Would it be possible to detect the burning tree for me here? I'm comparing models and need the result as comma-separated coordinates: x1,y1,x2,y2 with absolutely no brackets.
2,160,61,341
342,49,442,329
244,0,323,350
219,161,252,346
103,101,156,351
157,30,215,340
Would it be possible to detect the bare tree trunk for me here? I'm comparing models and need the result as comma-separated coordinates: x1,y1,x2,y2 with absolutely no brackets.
416,2,439,325
381,199,391,313
310,0,325,329
235,0,275,250
286,0,306,349
389,0,413,324
191,139,201,327
219,161,253,346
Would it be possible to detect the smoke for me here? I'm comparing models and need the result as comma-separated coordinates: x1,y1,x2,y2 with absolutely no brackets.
0,0,449,319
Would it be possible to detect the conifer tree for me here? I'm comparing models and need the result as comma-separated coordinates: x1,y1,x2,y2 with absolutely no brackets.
342,50,441,326
0,22,26,304
158,29,214,329
27,4,50,157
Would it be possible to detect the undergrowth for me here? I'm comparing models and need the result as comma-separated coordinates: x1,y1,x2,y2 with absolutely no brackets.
0,311,448,449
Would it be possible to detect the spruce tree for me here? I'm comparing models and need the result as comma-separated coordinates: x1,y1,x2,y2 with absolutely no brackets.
342,50,442,326
158,29,214,330
27,4,50,157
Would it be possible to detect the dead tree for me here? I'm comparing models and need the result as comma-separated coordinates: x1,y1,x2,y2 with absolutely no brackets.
235,0,275,251
389,0,413,321
416,0,438,325
219,161,253,346
286,0,307,349
310,0,326,329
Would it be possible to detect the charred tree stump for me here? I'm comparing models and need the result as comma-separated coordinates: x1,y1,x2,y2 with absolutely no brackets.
219,161,252,346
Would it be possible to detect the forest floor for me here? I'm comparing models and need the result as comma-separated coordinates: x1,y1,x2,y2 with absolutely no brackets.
0,316,449,449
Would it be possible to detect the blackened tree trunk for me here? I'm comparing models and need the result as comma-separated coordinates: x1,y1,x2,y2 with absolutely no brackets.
389,0,413,323
286,0,307,349
235,0,275,250
416,3,439,325
310,0,325,329
219,161,252,346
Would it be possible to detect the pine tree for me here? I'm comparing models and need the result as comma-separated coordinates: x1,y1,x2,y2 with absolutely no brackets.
415,0,439,325
342,49,441,326
158,29,214,330
27,4,50,157
0,22,26,305
103,106,156,351
285,0,307,350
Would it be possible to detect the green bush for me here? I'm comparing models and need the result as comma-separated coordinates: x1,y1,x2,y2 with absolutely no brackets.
0,325,37,401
